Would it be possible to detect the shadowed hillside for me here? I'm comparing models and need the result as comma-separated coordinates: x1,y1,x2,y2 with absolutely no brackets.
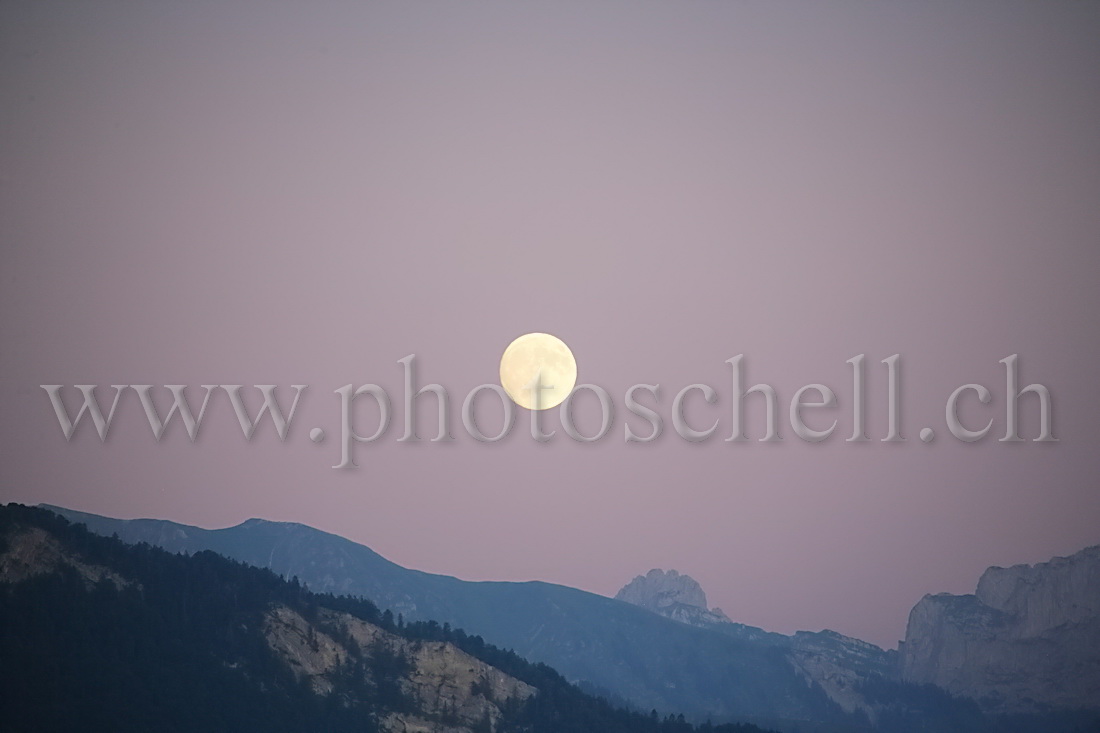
1,503,773,733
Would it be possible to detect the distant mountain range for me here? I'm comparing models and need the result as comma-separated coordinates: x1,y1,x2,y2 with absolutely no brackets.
613,569,898,720
41,504,1100,732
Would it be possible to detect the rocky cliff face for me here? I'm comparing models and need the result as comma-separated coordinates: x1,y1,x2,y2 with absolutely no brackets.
900,545,1100,713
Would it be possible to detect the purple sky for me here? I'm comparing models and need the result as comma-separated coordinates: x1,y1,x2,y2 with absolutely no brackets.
2,0,1099,648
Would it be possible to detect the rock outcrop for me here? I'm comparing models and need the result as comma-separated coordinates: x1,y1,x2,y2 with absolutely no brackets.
264,605,535,733
899,545,1100,713
0,525,130,590
787,630,897,719
615,569,732,626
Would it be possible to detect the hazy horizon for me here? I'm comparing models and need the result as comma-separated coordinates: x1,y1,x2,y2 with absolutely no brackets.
3,0,1099,649
37,499,1100,652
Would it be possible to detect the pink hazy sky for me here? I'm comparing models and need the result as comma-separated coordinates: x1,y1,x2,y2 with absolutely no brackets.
2,0,1099,648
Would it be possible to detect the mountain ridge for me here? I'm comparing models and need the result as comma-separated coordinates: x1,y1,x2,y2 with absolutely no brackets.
42,505,852,729
41,504,1099,732
614,567,898,721
1,503,776,733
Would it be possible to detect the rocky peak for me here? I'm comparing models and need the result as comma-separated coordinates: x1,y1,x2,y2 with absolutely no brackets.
615,569,731,626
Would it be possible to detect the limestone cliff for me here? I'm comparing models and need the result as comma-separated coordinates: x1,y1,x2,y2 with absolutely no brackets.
899,545,1100,713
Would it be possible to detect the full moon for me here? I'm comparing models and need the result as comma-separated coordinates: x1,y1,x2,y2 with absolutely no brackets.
499,333,577,410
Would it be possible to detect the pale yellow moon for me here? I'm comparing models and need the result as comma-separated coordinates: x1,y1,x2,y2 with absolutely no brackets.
499,333,577,410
